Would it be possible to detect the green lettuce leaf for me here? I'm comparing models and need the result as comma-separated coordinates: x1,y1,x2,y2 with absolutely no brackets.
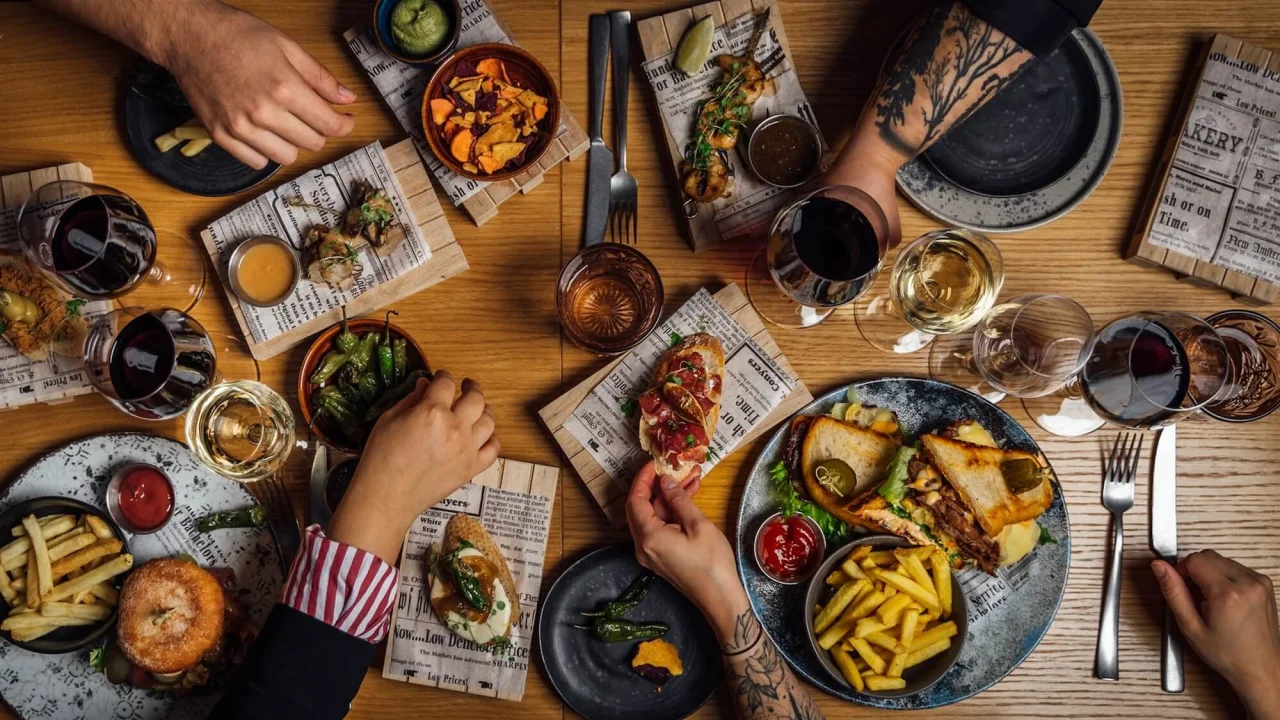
770,460,850,543
878,446,918,506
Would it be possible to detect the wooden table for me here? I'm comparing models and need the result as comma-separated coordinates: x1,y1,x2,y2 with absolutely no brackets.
1,0,1279,717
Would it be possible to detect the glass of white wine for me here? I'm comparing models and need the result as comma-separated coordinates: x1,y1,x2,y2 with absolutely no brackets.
853,228,1004,354
185,379,295,482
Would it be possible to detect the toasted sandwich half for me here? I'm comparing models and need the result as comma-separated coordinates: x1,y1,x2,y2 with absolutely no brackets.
784,415,900,529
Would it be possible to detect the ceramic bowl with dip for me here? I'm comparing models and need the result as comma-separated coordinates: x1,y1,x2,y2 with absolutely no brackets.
747,114,824,189
106,463,176,535
754,511,825,585
373,0,461,67
228,235,300,308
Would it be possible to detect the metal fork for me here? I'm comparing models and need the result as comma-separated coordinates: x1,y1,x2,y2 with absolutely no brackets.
1095,431,1144,681
251,474,301,572
607,10,637,245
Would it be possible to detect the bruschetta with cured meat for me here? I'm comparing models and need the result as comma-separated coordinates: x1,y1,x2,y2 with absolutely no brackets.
637,333,726,481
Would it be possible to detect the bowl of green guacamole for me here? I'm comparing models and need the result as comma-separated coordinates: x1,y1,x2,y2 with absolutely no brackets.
374,0,460,66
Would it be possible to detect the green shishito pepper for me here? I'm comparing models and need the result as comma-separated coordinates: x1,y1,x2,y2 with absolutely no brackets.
378,310,399,387
392,338,408,384
348,332,378,372
334,311,360,355
196,505,266,532
364,370,428,423
313,385,363,441
309,350,348,385
575,619,668,643
579,572,655,620
354,370,381,404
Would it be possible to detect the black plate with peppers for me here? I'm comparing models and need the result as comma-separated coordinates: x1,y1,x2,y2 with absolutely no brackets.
297,311,430,453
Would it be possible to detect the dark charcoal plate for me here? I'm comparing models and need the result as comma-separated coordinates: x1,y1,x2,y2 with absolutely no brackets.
735,378,1071,709
121,62,279,196
538,544,721,720
0,497,130,654
922,38,1101,197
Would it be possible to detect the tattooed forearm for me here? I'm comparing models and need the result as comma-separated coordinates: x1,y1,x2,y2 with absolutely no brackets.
874,1,1032,158
722,610,826,720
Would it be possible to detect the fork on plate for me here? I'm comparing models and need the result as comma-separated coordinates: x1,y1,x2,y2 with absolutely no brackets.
250,474,302,571
1095,431,1143,681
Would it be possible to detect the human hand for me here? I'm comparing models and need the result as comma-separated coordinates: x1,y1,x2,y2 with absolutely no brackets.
626,462,749,642
1154,551,1280,717
823,142,903,250
159,0,357,168
329,371,499,563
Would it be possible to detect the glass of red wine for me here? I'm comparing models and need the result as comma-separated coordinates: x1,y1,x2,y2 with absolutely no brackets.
745,185,889,328
1025,312,1230,436
17,181,206,311
83,307,217,421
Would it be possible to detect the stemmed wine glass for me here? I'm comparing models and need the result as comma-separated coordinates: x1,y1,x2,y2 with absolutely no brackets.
745,186,889,328
854,228,1004,354
17,181,206,311
928,294,1096,404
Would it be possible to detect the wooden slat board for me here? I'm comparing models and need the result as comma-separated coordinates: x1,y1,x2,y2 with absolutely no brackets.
636,0,795,252
1124,34,1280,305
539,283,813,526
199,139,468,361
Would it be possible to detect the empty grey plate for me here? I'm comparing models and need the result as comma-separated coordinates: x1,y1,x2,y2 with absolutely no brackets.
897,28,1122,232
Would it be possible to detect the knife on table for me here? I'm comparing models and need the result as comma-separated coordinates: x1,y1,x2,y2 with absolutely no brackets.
309,443,331,530
1151,424,1184,693
584,14,613,247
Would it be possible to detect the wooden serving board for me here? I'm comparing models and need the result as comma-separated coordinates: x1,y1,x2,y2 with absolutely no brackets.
539,284,813,526
1125,34,1280,305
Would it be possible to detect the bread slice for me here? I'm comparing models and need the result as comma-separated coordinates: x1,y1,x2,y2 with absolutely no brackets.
440,515,519,640
638,333,726,481
799,416,900,528
920,434,1054,537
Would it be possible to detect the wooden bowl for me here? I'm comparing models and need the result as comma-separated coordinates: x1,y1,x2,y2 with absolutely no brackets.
421,43,561,182
297,317,429,453
372,0,461,67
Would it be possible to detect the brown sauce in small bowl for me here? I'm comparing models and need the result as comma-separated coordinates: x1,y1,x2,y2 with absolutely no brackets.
750,117,820,187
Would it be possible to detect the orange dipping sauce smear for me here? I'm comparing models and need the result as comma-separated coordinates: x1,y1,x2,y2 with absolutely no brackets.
237,241,296,304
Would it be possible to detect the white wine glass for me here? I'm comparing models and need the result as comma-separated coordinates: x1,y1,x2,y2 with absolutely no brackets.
853,228,1004,354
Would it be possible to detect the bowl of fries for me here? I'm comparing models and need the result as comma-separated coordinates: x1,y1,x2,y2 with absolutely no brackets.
0,497,134,654
804,536,968,698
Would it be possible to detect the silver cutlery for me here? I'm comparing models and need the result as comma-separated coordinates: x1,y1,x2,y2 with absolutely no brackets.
309,443,331,530
1095,431,1143,681
251,474,302,571
583,14,613,247
1151,424,1184,692
608,10,637,245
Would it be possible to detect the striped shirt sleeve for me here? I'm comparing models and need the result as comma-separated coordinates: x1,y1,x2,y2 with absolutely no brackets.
280,525,399,643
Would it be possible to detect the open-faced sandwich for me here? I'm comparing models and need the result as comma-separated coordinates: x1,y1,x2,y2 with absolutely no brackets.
428,515,519,648
637,333,726,482
782,396,1055,576
0,255,88,362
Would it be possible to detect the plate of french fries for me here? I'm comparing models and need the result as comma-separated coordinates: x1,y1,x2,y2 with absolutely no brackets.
805,536,967,698
0,497,134,652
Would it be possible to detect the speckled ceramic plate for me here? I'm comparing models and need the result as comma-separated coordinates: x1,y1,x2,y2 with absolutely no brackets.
896,28,1122,232
734,378,1071,709
0,433,284,720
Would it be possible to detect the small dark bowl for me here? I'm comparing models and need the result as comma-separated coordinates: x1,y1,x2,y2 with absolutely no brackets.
803,535,968,698
297,317,429,454
422,42,561,182
373,0,462,67
325,459,360,514
753,512,826,585
0,497,131,654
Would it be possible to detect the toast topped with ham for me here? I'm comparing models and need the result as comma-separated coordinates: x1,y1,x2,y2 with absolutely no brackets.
637,333,726,481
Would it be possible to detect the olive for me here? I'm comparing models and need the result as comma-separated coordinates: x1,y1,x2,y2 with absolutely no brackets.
814,459,858,498
1002,458,1049,494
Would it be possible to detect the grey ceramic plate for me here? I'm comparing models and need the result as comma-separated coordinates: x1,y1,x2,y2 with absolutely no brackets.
896,29,1122,232
734,378,1071,709
0,433,284,720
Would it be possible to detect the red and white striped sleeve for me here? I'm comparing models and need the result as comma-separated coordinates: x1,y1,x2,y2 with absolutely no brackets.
280,525,399,643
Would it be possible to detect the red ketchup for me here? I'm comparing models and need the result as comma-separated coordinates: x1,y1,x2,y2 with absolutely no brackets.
759,516,820,581
117,466,174,531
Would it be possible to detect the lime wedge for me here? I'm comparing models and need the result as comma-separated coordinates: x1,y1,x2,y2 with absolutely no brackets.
675,15,715,77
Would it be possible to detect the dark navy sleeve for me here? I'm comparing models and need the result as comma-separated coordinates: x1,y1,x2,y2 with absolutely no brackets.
964,0,1103,56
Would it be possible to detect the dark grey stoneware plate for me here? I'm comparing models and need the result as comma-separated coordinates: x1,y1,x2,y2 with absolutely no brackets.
734,378,1071,709
897,28,1122,232
538,544,722,720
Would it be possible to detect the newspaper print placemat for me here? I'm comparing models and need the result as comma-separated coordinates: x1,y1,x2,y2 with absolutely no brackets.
200,142,437,359
563,288,798,486
344,0,571,207
382,458,557,702
1148,44,1280,283
641,7,828,245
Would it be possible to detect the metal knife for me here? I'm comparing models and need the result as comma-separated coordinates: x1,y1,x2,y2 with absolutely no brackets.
1151,424,1184,693
583,14,613,247
309,443,331,529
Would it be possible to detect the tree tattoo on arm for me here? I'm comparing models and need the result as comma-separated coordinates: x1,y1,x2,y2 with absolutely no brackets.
722,609,826,720
874,1,1031,157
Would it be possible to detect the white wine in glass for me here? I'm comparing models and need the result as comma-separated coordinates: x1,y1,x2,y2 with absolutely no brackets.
185,380,295,482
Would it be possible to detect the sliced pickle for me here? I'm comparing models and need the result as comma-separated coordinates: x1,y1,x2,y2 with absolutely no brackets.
1001,458,1050,494
814,459,858,498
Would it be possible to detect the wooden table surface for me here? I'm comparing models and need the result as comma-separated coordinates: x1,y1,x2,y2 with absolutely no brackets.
2,0,1279,718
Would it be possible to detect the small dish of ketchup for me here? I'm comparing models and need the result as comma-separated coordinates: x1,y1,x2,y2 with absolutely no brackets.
754,512,826,585
106,463,176,534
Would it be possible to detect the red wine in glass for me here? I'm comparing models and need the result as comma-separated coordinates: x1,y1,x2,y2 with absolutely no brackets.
50,195,157,298
767,191,887,306
86,309,216,420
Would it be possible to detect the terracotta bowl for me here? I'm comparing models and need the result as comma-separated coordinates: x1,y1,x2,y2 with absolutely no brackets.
421,42,561,182
297,317,429,453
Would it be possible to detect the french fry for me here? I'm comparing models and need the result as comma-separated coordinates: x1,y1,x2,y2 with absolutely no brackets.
868,550,897,565
864,674,907,691
25,550,40,609
1,516,75,565
39,602,111,621
905,638,952,669
85,516,114,541
875,594,913,626
818,590,885,650
854,617,887,639
88,583,118,606
873,569,940,613
840,557,868,581
43,554,133,604
815,580,864,634
7,603,33,616
910,546,936,560
181,138,213,157
825,569,848,587
909,621,958,652
1,612,97,632
2,531,95,573
897,551,935,598
831,647,864,691
850,546,871,562
11,515,72,536
859,558,878,572
154,131,182,153
930,551,952,618
0,567,14,605
11,626,60,642
173,124,210,141
887,651,908,678
900,608,922,648
10,575,24,593
849,637,887,675
865,630,907,655
49,539,123,580
882,586,897,598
